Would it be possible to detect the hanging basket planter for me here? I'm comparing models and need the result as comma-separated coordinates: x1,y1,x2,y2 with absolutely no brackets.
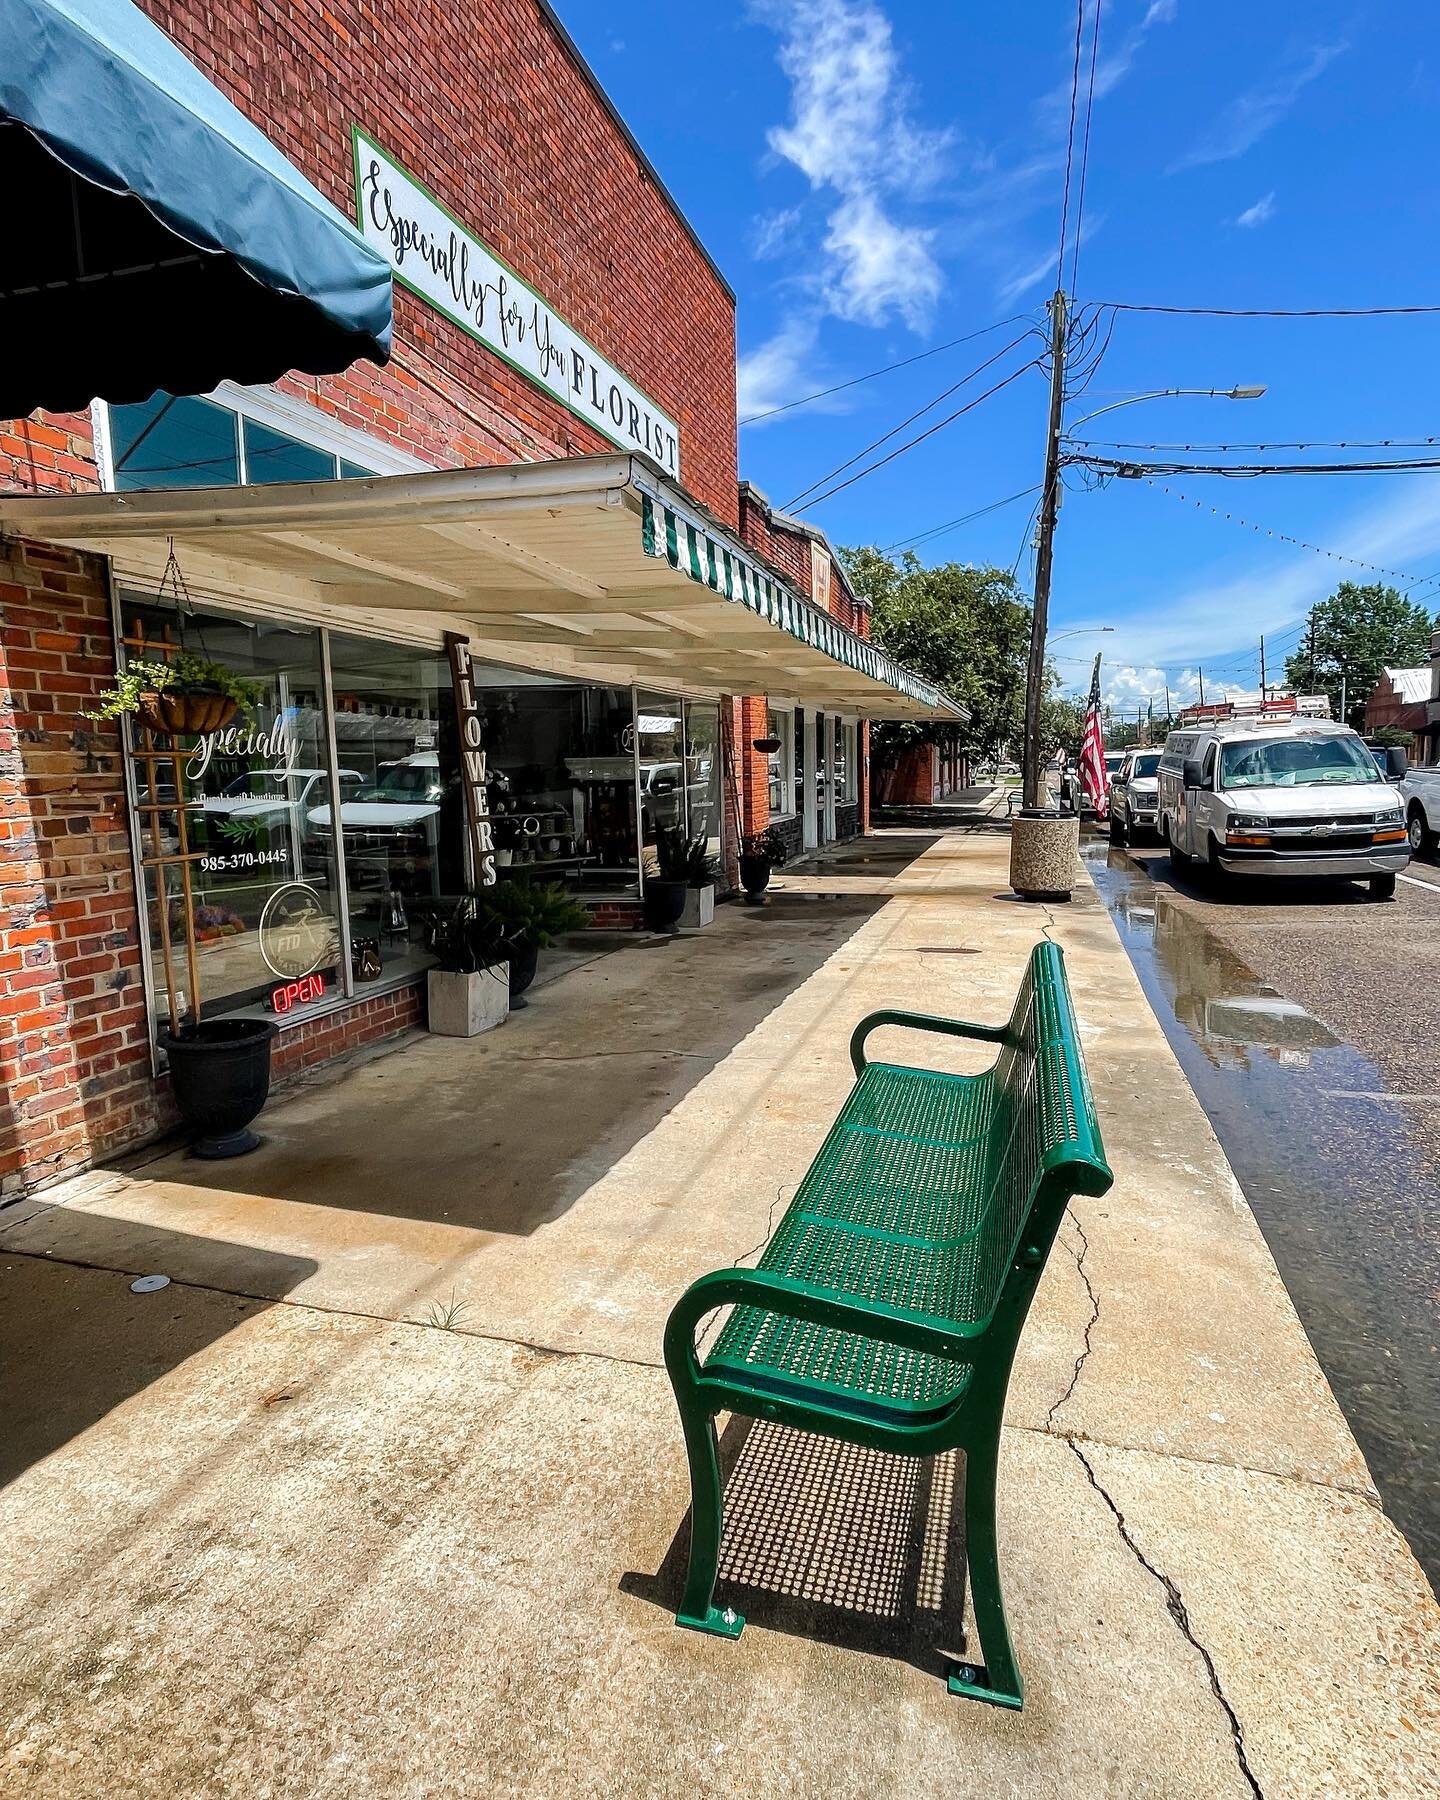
152,684,240,736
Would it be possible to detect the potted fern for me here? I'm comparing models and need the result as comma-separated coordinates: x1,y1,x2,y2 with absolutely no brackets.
474,878,588,1007
739,824,788,905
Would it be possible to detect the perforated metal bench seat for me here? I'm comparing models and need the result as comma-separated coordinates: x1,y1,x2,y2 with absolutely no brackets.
706,1063,1001,1425
663,941,1113,1711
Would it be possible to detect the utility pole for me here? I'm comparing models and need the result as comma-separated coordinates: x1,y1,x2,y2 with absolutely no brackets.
1198,666,1206,707
1340,673,1347,726
1164,678,1172,727
1022,288,1068,810
1259,635,1266,698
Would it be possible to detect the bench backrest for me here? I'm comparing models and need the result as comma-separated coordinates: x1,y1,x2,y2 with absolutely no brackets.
966,942,1111,1348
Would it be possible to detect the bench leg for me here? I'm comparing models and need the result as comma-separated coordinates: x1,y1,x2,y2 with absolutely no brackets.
948,1435,1024,1710
674,1407,744,1639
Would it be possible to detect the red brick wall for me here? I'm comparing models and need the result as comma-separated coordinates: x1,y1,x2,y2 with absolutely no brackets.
2,1,737,526
270,981,422,1084
0,540,160,1192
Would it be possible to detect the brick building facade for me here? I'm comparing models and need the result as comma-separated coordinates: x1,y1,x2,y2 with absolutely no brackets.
1,0,950,1194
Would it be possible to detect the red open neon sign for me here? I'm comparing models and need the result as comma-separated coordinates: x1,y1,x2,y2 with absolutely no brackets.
270,972,326,1015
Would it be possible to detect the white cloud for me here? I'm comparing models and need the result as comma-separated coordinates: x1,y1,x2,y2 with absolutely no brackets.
1235,190,1276,229
737,316,823,421
1169,42,1347,172
995,213,1105,305
751,207,803,260
757,0,950,330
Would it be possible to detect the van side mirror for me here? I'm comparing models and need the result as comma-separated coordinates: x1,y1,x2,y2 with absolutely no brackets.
1182,757,1206,791
1387,747,1409,779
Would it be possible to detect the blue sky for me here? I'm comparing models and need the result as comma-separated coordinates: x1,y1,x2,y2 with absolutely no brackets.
559,1,1440,712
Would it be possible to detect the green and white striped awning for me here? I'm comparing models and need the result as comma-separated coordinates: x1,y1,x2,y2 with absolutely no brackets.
640,492,954,715
0,453,965,721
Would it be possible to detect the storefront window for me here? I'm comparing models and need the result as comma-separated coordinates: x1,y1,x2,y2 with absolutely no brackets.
831,720,858,805
119,593,343,1023
327,631,466,990
637,691,686,856
470,672,637,893
683,699,722,863
766,705,794,816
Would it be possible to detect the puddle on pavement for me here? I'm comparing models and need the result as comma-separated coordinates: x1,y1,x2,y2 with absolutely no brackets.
1085,842,1440,1587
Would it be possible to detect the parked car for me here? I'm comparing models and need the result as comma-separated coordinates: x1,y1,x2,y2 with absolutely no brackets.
1157,711,1409,899
1401,762,1440,858
1108,749,1162,843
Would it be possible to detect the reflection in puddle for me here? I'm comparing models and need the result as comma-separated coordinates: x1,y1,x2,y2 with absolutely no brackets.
1109,880,1340,1070
1087,843,1440,1586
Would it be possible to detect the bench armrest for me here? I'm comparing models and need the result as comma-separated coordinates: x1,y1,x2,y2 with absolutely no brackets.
849,1007,1008,1077
663,1264,987,1390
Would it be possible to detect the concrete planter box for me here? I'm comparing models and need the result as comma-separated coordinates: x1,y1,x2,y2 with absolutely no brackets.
1009,812,1080,900
679,883,716,930
426,964,510,1037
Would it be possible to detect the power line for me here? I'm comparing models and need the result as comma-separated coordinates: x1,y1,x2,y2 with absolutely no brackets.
1068,0,1104,296
794,359,1044,511
1143,480,1440,585
1056,0,1087,295
1067,436,1440,453
1089,301,1440,318
881,485,1042,554
784,331,1035,509
737,314,1033,426
1075,454,1440,477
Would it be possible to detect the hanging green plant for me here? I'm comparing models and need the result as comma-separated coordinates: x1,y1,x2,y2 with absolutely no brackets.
85,652,264,734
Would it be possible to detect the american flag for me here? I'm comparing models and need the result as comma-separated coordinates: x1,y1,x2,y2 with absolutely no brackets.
1079,652,1109,819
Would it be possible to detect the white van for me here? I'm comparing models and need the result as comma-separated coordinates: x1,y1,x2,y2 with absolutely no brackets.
1157,711,1409,898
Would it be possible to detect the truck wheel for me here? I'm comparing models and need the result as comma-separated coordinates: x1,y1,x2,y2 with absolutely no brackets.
1370,873,1397,900
1206,835,1229,884
1169,834,1192,871
1408,806,1437,858
1109,809,1127,845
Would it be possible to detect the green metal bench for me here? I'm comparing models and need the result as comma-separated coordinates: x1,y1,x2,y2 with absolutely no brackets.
663,939,1112,1710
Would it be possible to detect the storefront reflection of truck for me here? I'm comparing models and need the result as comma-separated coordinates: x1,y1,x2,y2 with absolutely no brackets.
1157,698,1410,898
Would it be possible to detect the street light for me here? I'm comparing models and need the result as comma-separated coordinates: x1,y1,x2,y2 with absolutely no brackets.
1020,294,1267,811
1063,385,1267,437
1047,625,1114,647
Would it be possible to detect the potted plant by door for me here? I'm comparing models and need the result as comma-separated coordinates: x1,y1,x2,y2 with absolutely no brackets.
426,898,510,1037
157,1015,278,1159
86,652,264,736
475,878,589,1007
739,824,789,905
680,835,720,929
643,826,700,933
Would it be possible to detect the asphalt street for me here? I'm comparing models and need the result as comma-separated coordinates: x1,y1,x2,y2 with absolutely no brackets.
1085,831,1440,1588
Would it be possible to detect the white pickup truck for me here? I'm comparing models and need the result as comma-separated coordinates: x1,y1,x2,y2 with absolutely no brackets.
1401,764,1440,857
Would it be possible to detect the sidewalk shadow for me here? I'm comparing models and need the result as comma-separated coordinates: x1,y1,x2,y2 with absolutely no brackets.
623,1416,970,1678
0,1217,315,1487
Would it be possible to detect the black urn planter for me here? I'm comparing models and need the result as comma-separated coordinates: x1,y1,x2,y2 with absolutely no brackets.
739,853,773,905
159,1017,277,1159
642,877,688,934
507,939,540,1009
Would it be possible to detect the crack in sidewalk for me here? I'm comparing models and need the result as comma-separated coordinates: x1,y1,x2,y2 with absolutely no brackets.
1071,1440,1264,1800
1045,1212,1098,1432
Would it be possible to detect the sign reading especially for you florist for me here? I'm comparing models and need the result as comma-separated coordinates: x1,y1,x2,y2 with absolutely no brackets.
353,129,681,477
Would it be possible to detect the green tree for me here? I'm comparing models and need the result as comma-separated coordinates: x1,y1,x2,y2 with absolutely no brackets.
842,547,1056,767
1283,582,1434,728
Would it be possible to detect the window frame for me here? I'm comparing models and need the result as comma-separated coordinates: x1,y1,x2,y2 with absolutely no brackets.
766,698,797,819
94,380,427,494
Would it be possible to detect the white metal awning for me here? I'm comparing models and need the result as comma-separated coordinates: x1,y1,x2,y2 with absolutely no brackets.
0,454,963,720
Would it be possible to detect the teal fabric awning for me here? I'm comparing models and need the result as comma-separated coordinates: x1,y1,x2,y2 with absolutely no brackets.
0,0,393,416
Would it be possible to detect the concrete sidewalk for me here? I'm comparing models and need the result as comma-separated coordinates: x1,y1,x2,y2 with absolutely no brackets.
2,827,1436,1797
